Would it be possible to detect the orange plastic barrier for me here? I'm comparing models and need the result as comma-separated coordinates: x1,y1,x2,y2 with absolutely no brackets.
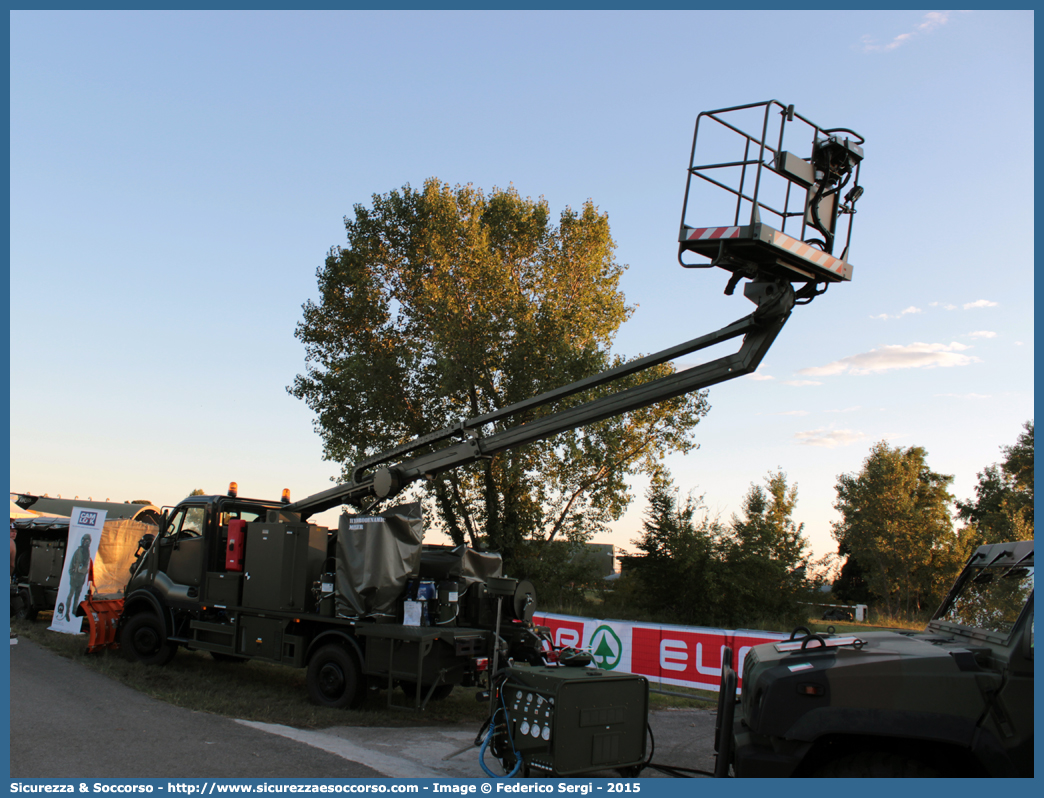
80,597,124,653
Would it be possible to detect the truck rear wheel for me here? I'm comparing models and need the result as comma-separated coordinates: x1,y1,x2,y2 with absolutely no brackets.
122,612,177,666
813,751,939,777
307,644,364,709
13,588,36,621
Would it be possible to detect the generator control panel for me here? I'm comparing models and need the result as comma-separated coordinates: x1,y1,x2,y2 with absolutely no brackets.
500,665,649,777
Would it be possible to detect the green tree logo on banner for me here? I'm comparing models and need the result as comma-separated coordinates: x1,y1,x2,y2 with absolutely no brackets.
589,625,623,670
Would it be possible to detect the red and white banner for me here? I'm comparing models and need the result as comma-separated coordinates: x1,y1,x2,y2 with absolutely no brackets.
532,612,787,694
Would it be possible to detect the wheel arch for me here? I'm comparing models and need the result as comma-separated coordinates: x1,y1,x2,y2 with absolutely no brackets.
304,628,363,667
794,733,992,777
121,589,172,636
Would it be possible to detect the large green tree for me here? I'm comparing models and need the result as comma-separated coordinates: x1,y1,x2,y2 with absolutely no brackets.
957,420,1034,545
291,179,708,563
832,442,962,617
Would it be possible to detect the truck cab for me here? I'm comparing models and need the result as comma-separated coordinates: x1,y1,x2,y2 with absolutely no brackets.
127,485,286,609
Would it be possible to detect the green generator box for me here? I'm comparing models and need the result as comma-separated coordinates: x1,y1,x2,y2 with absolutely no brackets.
501,665,648,776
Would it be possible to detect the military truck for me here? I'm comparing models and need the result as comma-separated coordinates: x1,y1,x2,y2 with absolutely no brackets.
715,540,1034,777
119,99,867,726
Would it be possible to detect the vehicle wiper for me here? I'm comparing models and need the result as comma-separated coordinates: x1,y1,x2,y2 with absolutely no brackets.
999,550,1033,579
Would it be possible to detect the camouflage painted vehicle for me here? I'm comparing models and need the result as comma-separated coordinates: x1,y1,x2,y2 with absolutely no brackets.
717,540,1034,777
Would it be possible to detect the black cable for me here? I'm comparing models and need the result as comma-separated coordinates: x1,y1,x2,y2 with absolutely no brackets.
643,763,716,778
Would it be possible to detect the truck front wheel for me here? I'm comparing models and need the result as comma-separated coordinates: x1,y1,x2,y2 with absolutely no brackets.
122,612,177,666
307,644,364,709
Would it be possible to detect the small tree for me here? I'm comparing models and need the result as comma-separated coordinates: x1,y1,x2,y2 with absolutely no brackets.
626,472,726,626
724,471,814,626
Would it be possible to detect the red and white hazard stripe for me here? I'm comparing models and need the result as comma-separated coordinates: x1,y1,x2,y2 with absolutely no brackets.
685,226,741,241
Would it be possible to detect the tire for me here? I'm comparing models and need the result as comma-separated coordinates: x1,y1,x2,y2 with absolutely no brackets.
813,751,940,777
400,681,454,702
121,612,177,666
13,588,36,621
307,644,364,709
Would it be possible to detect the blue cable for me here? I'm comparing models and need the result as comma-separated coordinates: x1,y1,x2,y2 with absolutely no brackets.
479,689,522,778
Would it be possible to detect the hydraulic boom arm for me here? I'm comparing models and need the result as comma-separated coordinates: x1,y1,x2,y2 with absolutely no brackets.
287,279,795,520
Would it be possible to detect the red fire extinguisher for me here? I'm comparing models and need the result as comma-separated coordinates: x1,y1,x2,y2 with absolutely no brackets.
226,519,246,572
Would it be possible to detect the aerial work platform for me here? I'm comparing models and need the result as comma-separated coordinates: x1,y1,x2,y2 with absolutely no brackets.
678,100,864,291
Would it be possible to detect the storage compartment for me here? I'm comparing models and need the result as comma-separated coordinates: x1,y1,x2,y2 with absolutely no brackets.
237,616,285,662
205,571,243,606
241,522,326,612
226,519,246,572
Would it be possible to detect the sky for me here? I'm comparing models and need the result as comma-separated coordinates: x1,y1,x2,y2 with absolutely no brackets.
8,10,1035,565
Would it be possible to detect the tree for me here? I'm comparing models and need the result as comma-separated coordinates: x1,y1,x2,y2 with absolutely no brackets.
131,499,154,505
724,471,814,624
832,442,961,618
957,421,1034,545
626,472,725,625
290,179,709,566
729,471,810,567
189,489,206,497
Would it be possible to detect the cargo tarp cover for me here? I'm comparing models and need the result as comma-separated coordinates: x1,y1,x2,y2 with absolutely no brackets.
419,545,503,585
335,502,424,619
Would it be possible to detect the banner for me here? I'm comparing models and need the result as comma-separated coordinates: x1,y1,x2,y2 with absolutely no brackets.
532,612,788,693
48,507,106,634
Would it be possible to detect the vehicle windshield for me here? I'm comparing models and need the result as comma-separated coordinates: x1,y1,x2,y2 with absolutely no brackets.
936,563,1034,637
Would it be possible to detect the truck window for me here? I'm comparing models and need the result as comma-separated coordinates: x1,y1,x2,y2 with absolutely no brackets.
219,507,266,526
165,507,207,540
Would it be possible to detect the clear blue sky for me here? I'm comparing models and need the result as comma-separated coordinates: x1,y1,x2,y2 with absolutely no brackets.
9,10,1034,562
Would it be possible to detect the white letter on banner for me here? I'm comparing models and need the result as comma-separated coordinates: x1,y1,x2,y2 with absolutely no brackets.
556,628,580,648
660,639,688,672
736,646,751,679
695,642,725,676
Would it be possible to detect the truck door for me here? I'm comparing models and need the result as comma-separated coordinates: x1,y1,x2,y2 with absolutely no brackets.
157,505,208,590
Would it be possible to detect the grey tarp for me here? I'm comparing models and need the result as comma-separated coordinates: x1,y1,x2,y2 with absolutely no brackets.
419,545,503,586
335,502,424,620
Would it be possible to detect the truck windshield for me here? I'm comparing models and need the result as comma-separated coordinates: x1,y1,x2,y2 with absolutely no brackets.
936,564,1034,637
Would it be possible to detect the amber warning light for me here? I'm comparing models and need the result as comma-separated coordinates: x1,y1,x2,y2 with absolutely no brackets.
281,489,291,504
227,482,238,498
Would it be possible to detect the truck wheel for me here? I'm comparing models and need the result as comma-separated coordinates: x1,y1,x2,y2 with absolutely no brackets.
13,588,36,621
813,752,939,777
307,644,364,709
122,612,177,666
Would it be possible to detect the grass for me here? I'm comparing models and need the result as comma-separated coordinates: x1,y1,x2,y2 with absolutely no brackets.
12,616,491,730
14,603,915,729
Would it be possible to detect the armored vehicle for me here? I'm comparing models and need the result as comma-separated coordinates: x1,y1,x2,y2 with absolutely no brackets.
716,540,1034,777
